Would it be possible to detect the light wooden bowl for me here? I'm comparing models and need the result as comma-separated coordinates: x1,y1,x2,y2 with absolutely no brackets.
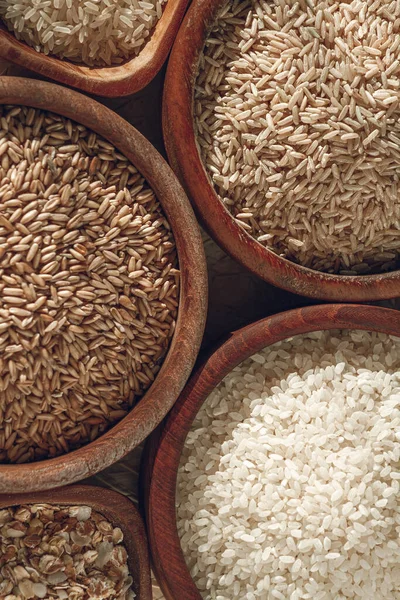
142,304,400,600
0,485,152,600
0,76,207,493
0,0,189,97
163,0,400,302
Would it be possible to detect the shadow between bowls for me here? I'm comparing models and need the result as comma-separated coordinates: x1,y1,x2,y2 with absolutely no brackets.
142,303,400,600
163,0,400,302
0,76,207,493
0,484,152,600
0,0,189,97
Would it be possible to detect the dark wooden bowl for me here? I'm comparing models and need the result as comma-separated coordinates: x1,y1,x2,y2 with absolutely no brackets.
0,0,189,97
0,76,207,492
163,0,400,302
0,484,152,600
142,304,400,600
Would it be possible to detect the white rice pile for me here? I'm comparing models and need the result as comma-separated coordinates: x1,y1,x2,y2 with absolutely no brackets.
177,330,400,600
195,0,400,274
0,0,167,66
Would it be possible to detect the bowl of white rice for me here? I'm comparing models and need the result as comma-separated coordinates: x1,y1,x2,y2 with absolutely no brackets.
144,303,400,600
164,0,400,301
0,0,189,97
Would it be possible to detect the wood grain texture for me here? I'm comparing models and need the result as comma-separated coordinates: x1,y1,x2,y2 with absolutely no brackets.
0,0,189,97
142,304,400,600
0,76,207,493
163,0,400,302
0,485,152,600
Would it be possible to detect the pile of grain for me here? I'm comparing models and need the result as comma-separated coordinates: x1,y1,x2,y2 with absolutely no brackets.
177,330,400,599
0,503,135,599
0,0,166,67
0,105,179,463
195,0,400,274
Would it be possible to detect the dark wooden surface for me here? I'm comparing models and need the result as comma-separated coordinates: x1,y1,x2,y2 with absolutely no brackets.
0,76,207,493
163,0,400,302
143,304,400,600
0,485,152,600
0,0,189,97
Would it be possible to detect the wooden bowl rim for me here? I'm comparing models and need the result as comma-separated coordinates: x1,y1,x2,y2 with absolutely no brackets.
0,484,152,600
0,76,207,493
163,0,400,302
143,304,400,600
0,0,189,97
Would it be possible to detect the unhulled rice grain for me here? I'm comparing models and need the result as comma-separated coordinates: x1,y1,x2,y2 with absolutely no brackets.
0,104,179,463
0,0,167,67
177,329,400,599
195,0,400,274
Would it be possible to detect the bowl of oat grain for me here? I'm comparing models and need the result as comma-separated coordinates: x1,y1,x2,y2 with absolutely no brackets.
164,0,400,301
0,76,207,492
0,485,152,599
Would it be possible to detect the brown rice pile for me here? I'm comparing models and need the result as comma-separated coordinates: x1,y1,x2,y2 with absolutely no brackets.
0,105,179,463
195,0,400,274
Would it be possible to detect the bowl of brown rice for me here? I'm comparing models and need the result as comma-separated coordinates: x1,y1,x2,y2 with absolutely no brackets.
143,303,400,600
0,0,189,97
164,0,400,301
0,76,207,492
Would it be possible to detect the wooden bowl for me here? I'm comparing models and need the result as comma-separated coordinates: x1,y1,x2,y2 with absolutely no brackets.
0,484,152,600
0,76,207,492
0,0,189,97
163,0,400,302
142,304,400,600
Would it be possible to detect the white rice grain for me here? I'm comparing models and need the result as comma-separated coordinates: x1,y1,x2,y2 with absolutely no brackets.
0,0,167,66
177,329,400,600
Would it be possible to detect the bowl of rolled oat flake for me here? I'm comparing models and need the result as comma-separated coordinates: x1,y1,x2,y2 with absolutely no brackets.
0,485,151,600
